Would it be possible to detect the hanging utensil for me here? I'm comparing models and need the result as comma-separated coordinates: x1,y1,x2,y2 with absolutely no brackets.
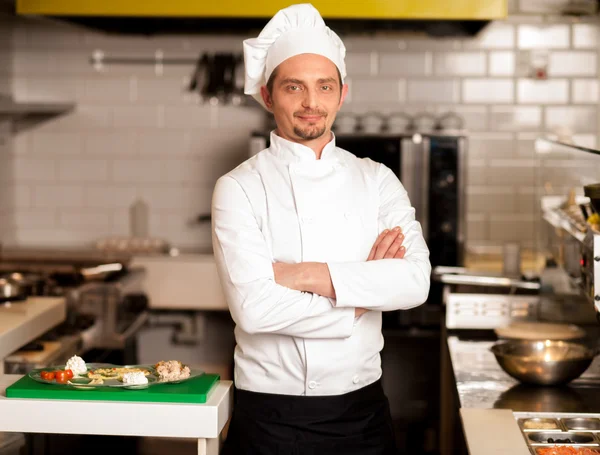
188,53,208,94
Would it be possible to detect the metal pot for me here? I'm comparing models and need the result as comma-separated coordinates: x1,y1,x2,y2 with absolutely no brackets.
2,272,49,296
0,277,27,303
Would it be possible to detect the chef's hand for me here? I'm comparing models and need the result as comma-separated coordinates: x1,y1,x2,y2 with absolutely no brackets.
355,307,368,318
272,263,365,318
367,227,405,261
356,227,404,318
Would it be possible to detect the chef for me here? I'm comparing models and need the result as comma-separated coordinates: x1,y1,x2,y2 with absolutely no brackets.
211,3,431,454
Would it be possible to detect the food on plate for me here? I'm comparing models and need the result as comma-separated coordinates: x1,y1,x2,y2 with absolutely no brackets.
65,355,87,376
87,367,151,381
122,371,149,385
39,369,73,383
536,447,600,455
155,360,191,382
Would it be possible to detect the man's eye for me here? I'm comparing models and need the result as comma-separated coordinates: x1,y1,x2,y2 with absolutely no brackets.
322,85,331,91
288,85,300,91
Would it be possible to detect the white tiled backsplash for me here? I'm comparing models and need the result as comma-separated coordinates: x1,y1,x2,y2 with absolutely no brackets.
0,9,599,252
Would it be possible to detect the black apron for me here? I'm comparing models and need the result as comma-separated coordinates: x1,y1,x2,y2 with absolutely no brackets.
221,379,397,455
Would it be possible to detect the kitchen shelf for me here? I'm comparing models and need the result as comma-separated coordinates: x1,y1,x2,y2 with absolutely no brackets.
0,100,74,117
0,99,75,132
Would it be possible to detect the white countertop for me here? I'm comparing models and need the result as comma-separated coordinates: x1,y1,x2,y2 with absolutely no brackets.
0,375,233,439
0,297,66,373
460,409,530,455
129,254,228,310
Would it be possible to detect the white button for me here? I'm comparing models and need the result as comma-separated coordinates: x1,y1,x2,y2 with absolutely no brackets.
308,381,317,389
344,212,352,219
352,375,360,384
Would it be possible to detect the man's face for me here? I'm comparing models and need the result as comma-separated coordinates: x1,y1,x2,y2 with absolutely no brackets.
260,53,348,144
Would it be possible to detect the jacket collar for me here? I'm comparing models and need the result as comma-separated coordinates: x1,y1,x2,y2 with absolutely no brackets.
267,130,339,163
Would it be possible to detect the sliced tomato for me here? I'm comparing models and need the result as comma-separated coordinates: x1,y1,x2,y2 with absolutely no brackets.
54,370,67,383
65,369,74,379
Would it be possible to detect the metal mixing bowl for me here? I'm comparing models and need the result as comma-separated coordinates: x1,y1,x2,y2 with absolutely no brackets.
491,340,597,386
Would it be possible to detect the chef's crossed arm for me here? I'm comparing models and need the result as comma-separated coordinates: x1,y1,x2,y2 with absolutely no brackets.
326,165,431,311
272,164,431,312
212,175,356,339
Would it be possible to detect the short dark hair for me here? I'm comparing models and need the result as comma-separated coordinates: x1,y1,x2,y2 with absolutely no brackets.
266,66,343,96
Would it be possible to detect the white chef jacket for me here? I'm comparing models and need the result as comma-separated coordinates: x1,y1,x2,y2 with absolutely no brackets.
211,130,431,396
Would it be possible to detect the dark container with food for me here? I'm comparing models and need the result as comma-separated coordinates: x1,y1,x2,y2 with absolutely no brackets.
527,432,596,445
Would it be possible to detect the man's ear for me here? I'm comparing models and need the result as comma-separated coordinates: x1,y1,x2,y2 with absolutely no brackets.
260,86,274,111
339,83,349,108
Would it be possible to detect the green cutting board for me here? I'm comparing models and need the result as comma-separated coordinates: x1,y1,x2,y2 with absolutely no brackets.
6,373,220,404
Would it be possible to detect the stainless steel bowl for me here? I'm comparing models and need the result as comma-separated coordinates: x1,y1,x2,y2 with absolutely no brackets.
491,339,597,386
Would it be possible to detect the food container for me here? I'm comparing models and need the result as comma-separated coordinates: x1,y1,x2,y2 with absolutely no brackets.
533,446,600,454
520,418,563,432
527,432,597,445
562,418,600,432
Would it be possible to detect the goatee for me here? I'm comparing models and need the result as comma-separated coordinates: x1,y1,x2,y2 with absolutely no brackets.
293,125,327,140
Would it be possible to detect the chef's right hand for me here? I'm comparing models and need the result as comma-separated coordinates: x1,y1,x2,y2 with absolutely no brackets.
355,307,368,317
367,227,405,261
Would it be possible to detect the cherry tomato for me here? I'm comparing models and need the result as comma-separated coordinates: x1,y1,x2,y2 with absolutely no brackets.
65,369,74,379
55,370,67,383
41,371,55,381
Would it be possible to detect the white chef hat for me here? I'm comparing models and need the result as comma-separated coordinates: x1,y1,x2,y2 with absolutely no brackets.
243,3,347,108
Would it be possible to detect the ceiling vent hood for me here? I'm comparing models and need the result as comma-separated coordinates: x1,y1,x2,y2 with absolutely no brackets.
16,0,507,37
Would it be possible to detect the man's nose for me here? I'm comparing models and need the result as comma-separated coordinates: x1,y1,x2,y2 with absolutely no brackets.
301,88,319,109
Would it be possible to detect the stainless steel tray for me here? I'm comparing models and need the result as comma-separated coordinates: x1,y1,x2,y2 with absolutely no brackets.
526,431,597,446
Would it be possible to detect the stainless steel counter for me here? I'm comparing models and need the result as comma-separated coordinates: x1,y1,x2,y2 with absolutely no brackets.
448,336,600,413
446,335,600,455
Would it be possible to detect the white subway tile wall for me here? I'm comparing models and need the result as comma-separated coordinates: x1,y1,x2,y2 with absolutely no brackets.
1,11,599,251
518,24,570,49
516,79,569,104
462,79,514,103
548,52,597,77
434,52,487,76
489,51,516,76
0,16,14,243
573,23,599,49
572,79,600,104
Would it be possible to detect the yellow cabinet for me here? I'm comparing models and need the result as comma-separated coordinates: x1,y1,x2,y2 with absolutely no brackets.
17,0,507,20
